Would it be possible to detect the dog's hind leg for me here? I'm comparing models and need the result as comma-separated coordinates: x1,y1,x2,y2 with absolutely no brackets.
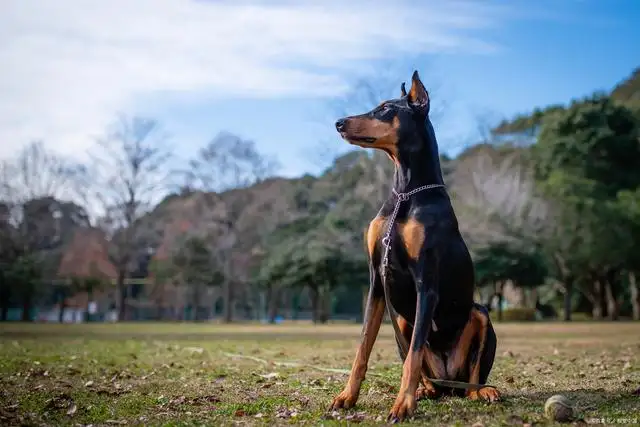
330,264,385,410
446,304,500,402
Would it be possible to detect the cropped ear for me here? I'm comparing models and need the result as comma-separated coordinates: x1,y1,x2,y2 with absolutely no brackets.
400,82,407,97
407,70,430,114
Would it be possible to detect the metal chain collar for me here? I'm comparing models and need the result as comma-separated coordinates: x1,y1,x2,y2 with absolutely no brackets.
379,184,445,277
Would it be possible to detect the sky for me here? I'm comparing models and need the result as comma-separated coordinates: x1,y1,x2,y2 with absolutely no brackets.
1,0,639,179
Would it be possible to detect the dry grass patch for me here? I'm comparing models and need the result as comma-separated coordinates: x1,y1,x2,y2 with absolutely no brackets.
0,322,639,426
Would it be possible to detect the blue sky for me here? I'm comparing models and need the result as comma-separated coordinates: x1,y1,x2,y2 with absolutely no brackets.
2,0,639,179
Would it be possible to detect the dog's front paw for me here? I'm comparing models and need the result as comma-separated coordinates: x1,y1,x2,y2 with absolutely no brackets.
329,388,359,410
467,386,500,402
387,392,417,423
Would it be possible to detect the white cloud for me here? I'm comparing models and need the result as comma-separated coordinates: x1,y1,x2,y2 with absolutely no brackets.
0,0,506,161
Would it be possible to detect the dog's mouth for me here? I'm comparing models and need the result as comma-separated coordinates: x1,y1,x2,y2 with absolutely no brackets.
340,133,377,144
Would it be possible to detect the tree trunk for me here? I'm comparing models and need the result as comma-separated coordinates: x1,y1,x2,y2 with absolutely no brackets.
58,299,66,323
495,281,504,322
528,288,538,309
0,285,9,321
604,279,619,321
310,286,319,324
223,280,233,323
267,287,280,324
192,286,201,322
116,269,127,322
359,287,368,323
592,279,604,320
563,278,573,321
319,286,330,324
630,271,640,321
21,293,32,322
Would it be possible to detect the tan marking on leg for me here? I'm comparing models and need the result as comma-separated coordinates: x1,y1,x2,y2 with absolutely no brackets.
388,347,423,421
330,298,386,410
446,311,479,379
445,308,500,402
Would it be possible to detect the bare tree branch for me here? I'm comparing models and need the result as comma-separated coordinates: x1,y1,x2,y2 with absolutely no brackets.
175,131,279,322
88,114,174,321
452,145,549,250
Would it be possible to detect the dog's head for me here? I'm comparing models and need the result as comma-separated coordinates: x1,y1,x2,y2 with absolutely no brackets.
335,70,431,161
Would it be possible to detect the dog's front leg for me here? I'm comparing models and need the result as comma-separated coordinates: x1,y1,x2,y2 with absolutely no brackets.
330,263,385,410
388,248,439,423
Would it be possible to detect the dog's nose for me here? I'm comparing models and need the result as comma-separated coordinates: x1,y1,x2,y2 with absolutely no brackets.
335,118,346,132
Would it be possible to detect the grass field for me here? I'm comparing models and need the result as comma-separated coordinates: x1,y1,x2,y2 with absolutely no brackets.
0,322,639,426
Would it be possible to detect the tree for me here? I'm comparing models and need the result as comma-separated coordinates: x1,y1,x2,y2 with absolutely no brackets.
475,242,547,320
531,95,640,320
89,115,173,321
170,236,224,321
181,131,279,322
0,142,88,321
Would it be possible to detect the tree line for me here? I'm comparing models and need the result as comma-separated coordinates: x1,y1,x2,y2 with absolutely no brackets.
1,68,639,323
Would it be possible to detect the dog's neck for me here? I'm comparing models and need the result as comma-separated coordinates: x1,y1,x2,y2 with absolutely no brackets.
392,119,445,194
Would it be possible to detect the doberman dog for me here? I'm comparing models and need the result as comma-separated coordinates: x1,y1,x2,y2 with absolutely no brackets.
330,71,500,422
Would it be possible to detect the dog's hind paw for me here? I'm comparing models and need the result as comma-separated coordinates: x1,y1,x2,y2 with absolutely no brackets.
415,383,440,400
467,386,500,402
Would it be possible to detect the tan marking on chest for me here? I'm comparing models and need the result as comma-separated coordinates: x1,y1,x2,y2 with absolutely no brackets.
366,216,387,257
398,218,426,261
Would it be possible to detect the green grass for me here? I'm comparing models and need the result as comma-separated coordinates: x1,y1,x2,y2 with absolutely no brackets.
0,322,639,426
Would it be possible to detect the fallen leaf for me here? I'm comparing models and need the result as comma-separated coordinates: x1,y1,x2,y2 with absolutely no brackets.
234,409,246,417
66,404,77,416
84,380,94,387
170,396,186,406
258,372,279,380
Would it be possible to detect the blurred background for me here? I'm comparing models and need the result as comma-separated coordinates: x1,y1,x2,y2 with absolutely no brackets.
1,0,639,325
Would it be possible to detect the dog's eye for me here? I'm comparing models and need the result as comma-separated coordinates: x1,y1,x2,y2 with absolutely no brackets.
381,104,394,113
